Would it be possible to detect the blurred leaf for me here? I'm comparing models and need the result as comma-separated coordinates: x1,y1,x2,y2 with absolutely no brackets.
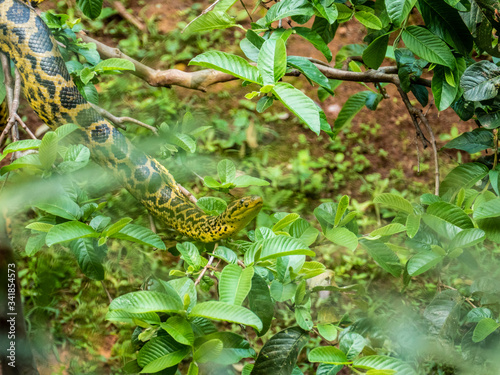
472,318,500,342
251,327,308,374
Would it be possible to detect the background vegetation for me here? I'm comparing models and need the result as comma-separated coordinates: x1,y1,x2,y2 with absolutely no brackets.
1,0,500,374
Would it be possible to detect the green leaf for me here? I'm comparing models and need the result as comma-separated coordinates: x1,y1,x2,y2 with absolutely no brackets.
432,65,458,111
59,144,91,173
34,196,81,220
258,38,287,85
94,58,135,72
248,273,274,336
418,0,473,56
317,364,344,375
401,26,455,68
213,246,238,264
137,336,189,373
466,307,493,323
370,223,406,237
184,10,236,34
334,91,371,133
77,0,103,19
219,264,254,306
259,0,315,27
176,242,203,270
317,324,338,341
251,327,308,375
340,332,366,360
293,27,333,62
427,201,474,229
334,195,349,227
423,290,462,337
324,227,358,251
308,346,349,364
46,221,98,246
25,233,46,256
194,339,223,363
450,228,485,248
472,318,500,342
443,128,494,153
461,60,500,101
273,213,300,232
363,34,390,70
287,56,332,93
109,291,183,314
189,301,262,331
54,123,80,139
0,154,41,175
196,332,255,365
374,193,414,214
25,222,54,233
161,316,195,346
256,96,274,113
197,197,227,215
473,198,500,219
69,238,106,280
190,51,261,84
386,0,417,27
313,0,338,24
218,159,236,184
353,356,417,375
39,131,59,170
406,213,421,238
439,163,489,201
187,362,199,375
272,82,321,135
360,239,402,277
354,11,382,30
295,306,314,331
245,235,314,266
110,224,166,249
173,133,196,153
233,175,270,187
2,139,41,154
104,217,133,237
407,251,443,276
166,277,197,312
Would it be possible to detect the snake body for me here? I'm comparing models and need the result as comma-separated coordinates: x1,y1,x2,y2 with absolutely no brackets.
0,0,262,242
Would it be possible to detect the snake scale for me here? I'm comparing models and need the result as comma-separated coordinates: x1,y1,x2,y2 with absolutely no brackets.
0,0,263,242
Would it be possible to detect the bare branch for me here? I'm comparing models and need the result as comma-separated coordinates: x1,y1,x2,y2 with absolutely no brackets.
89,103,158,134
396,86,440,194
182,0,222,33
177,184,198,204
112,1,146,32
79,33,416,91
195,255,215,286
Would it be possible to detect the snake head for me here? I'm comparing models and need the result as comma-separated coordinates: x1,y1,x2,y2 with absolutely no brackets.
222,195,263,231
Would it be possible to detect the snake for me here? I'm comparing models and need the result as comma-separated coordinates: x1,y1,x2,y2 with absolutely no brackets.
0,0,263,243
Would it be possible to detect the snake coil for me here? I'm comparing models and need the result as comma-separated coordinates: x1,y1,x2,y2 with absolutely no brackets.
0,0,262,242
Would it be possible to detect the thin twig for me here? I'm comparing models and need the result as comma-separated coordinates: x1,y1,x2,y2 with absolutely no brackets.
112,1,146,32
177,183,198,204
239,0,253,22
182,0,222,33
101,280,113,303
195,255,215,286
148,214,157,233
89,103,158,134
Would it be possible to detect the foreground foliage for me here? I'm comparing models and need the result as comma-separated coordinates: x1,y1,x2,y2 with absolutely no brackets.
2,0,500,374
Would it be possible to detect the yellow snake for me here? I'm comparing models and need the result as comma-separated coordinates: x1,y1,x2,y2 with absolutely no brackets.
0,0,263,242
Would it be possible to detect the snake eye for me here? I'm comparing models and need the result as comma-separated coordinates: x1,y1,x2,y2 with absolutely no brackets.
240,199,245,204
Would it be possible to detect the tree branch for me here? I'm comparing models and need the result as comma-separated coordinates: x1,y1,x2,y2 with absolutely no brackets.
89,103,158,134
112,1,146,32
78,33,429,91
396,85,440,194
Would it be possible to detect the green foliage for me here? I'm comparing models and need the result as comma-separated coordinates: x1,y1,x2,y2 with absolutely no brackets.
6,0,500,374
